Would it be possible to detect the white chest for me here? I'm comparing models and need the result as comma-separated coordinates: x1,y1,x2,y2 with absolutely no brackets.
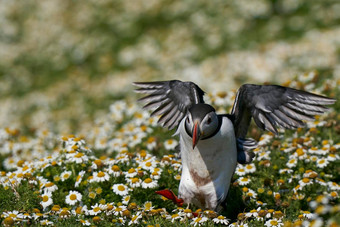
176,116,237,210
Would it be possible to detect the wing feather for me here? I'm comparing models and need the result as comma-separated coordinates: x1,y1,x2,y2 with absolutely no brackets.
133,80,205,130
231,84,336,138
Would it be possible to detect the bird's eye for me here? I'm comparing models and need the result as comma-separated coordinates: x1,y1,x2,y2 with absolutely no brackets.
186,117,190,124
207,117,212,124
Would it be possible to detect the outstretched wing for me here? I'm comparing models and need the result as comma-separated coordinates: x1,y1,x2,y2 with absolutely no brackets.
133,80,205,130
231,84,336,138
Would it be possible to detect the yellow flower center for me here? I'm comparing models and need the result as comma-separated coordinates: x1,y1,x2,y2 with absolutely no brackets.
42,195,49,202
115,207,122,212
89,192,96,199
270,220,278,225
172,213,179,218
144,178,152,183
195,217,202,223
112,165,120,171
93,207,101,212
330,191,338,197
118,185,126,191
45,182,54,187
296,148,304,156
75,152,84,158
217,215,224,219
147,137,155,143
97,172,105,177
72,145,79,150
96,188,102,194
70,194,77,200
302,178,310,183
145,162,152,167
258,188,265,193
128,168,135,174
131,178,139,183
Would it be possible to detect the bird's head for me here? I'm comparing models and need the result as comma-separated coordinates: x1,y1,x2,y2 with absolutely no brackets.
185,103,218,149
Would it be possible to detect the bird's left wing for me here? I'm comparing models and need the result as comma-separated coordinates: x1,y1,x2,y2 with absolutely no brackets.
231,84,336,138
133,80,205,130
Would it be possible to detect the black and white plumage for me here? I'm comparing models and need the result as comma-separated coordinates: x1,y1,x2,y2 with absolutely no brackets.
133,80,335,211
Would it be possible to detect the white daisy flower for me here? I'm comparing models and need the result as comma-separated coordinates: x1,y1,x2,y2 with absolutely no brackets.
164,139,178,150
42,182,58,193
90,171,110,183
166,213,184,223
264,218,284,227
60,171,72,182
75,170,86,188
258,134,272,146
87,203,102,216
79,219,91,226
65,190,82,206
246,189,257,199
316,158,329,168
143,201,154,211
112,205,127,216
245,209,259,217
128,212,142,225
40,192,53,209
245,163,256,173
2,210,24,220
40,219,54,226
146,137,157,150
140,158,157,171
150,170,161,180
286,157,297,168
327,153,339,162
299,178,313,188
142,178,158,189
112,184,131,196
257,151,271,160
301,210,316,219
191,216,208,226
122,195,131,205
66,152,89,164
107,165,121,177
235,166,247,176
238,177,251,186
124,168,138,178
127,177,142,188
213,215,229,225
279,168,293,174
328,181,340,190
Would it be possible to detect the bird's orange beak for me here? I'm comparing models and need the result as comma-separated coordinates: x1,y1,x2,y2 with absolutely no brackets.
192,122,201,149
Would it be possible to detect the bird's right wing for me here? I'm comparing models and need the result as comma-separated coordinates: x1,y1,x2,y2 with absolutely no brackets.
133,80,205,130
231,84,336,138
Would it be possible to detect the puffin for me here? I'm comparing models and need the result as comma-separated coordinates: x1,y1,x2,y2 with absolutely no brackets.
133,80,335,211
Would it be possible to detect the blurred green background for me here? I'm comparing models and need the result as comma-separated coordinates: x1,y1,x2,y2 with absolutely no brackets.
0,0,339,134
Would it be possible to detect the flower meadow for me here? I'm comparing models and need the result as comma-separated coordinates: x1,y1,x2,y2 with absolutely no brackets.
1,0,340,226
0,73,339,226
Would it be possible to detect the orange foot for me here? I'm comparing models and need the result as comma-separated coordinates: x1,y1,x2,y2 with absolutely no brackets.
155,189,184,207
